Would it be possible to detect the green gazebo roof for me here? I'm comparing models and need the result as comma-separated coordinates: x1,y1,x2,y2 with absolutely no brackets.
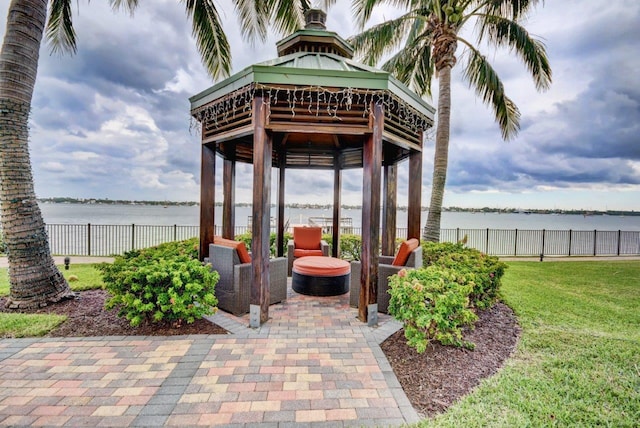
189,22,434,122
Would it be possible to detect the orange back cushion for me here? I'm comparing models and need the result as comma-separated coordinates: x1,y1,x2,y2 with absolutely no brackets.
392,238,420,266
293,227,322,250
213,236,252,264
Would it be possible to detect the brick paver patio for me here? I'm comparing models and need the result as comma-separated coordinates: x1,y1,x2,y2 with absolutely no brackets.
0,284,420,427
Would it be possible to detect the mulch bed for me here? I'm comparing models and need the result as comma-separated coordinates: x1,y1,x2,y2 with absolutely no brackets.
380,302,521,417
0,289,227,337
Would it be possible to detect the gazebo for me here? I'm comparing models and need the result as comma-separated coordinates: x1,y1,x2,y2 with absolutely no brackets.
189,9,434,326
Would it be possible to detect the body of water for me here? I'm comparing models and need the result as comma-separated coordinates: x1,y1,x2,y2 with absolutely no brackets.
39,203,640,231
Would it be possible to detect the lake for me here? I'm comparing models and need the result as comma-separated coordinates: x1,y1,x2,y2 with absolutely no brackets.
39,203,640,231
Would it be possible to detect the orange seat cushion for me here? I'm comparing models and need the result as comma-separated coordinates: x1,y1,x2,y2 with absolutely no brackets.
392,238,420,266
293,226,322,250
294,249,325,258
213,236,252,264
293,256,350,277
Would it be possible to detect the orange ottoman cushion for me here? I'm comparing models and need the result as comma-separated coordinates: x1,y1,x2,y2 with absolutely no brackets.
292,256,350,277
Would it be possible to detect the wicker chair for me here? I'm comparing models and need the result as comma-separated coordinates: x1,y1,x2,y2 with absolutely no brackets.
207,242,287,316
349,239,422,313
287,226,330,276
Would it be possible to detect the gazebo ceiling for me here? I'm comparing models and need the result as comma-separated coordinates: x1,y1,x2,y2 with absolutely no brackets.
189,8,435,170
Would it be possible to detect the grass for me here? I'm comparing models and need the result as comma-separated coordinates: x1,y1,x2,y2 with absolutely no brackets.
0,313,67,338
0,263,104,338
0,263,104,296
419,261,640,427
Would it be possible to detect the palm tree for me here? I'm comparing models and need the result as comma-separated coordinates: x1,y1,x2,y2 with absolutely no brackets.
0,0,319,309
350,0,552,241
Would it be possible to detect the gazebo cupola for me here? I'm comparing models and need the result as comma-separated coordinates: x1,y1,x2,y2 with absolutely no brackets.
276,9,354,58
190,9,435,326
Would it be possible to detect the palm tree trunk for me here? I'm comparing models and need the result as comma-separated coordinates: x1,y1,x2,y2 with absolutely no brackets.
0,0,73,308
424,64,452,242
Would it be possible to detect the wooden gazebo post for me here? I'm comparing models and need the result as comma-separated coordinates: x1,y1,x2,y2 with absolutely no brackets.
276,141,286,257
382,162,398,256
250,96,272,327
222,154,236,240
332,150,341,258
359,103,383,324
199,143,216,260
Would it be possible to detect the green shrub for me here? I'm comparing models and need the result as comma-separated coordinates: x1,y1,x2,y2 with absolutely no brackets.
322,233,332,249
234,231,293,258
98,239,218,327
340,234,361,261
422,241,507,309
123,237,199,261
388,267,478,352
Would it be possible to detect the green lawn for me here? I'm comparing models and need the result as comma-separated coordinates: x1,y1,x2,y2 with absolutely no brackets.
420,261,640,427
0,263,104,338
0,263,104,296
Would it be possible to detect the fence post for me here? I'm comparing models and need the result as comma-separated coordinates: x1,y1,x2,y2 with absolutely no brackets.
568,229,572,256
486,228,490,253
593,229,597,256
617,230,621,256
174,224,177,241
541,229,546,257
131,224,135,251
514,229,518,256
87,223,91,256
456,228,460,242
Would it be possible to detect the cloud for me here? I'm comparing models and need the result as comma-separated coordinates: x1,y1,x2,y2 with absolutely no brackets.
1,0,638,209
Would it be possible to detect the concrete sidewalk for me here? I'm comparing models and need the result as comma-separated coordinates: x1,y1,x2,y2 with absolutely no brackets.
0,285,420,427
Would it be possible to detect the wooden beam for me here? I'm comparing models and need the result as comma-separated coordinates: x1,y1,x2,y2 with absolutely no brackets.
332,151,341,258
222,156,235,239
267,122,369,135
382,163,398,255
277,138,286,257
251,96,272,325
359,103,383,323
202,124,253,144
199,143,216,261
408,147,423,240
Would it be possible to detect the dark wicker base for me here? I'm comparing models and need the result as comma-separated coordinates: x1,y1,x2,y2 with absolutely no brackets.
292,272,350,296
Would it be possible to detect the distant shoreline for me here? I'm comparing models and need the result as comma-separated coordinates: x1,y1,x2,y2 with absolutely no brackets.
37,198,639,217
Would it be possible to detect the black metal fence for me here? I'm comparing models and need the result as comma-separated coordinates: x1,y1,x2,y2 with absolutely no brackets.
43,224,640,257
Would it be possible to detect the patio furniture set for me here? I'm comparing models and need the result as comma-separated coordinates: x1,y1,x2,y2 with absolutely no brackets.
207,226,422,316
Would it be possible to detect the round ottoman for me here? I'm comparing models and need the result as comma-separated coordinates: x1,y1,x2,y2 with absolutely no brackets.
292,256,350,296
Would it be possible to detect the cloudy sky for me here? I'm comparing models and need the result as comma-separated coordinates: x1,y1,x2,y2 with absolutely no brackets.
1,0,638,210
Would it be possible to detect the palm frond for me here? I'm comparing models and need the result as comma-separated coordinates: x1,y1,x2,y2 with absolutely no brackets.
478,14,551,90
462,48,520,140
108,0,140,15
349,12,417,67
352,0,420,28
46,0,77,55
183,0,231,79
234,0,270,42
382,40,434,96
481,0,543,21
265,0,305,35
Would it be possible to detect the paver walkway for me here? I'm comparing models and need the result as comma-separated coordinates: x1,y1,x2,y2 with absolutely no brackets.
0,285,420,427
